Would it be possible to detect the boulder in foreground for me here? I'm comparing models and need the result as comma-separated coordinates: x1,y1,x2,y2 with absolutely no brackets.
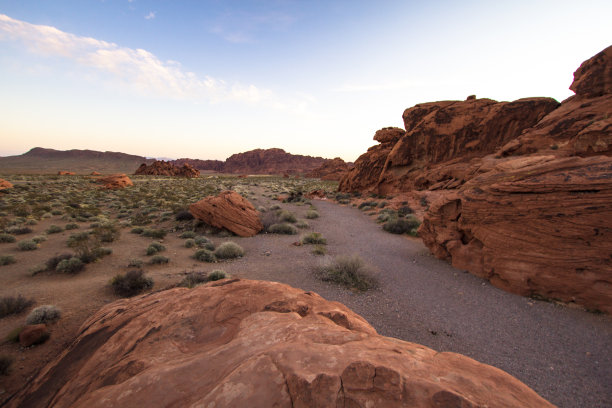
189,191,263,237
8,279,554,408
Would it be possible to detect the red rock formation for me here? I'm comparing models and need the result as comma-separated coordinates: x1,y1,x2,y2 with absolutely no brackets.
0,178,13,190
57,171,75,175
135,160,200,177
90,171,101,176
189,191,263,237
95,174,133,189
170,158,224,172
223,148,328,175
306,157,353,180
19,324,49,347
7,279,554,408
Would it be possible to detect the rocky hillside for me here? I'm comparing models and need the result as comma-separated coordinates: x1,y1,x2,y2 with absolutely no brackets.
306,157,353,180
170,158,225,172
135,160,200,177
7,279,553,407
339,45,612,313
223,148,328,175
0,147,154,175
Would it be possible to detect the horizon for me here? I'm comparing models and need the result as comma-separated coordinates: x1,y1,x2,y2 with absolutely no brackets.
1,1,611,161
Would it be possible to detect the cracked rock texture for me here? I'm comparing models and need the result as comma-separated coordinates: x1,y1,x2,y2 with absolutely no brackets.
7,279,554,408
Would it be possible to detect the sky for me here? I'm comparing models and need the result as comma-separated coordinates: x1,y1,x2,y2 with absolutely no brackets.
0,1,610,162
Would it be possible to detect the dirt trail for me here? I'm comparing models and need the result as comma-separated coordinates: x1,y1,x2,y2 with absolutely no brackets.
251,200,612,408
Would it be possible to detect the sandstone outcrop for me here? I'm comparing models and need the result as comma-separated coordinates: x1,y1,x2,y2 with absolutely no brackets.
0,178,13,190
171,158,225,172
8,279,554,408
306,157,353,180
135,160,199,178
90,171,101,176
95,174,133,189
339,46,612,313
189,191,263,237
57,171,75,175
224,148,328,175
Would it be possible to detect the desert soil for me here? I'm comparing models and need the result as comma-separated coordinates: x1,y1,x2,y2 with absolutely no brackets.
0,185,610,408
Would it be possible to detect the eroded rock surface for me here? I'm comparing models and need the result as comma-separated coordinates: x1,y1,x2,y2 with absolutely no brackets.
189,191,263,237
0,178,13,190
135,160,200,178
7,279,554,408
95,174,133,189
306,157,353,180
224,148,328,175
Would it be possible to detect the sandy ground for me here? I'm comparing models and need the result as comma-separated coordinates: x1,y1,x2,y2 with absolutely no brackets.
0,192,610,407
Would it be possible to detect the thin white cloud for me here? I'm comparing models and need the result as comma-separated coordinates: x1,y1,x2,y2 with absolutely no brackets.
144,11,155,20
0,13,277,104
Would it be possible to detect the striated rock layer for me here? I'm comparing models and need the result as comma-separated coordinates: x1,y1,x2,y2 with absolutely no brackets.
135,160,200,177
7,279,554,408
339,45,612,313
189,191,263,237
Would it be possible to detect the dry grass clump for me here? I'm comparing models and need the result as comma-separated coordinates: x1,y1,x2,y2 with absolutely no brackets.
17,239,38,251
149,255,169,264
111,270,153,297
146,242,166,256
302,232,327,245
0,255,16,266
268,223,297,235
316,255,377,291
193,249,216,263
305,210,319,219
0,233,16,243
0,295,34,318
214,242,244,259
25,305,61,325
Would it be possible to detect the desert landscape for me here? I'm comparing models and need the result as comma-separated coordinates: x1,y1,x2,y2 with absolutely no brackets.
0,44,610,407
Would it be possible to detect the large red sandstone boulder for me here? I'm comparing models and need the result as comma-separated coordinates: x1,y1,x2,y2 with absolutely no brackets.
306,157,353,180
189,191,263,237
7,279,554,408
135,160,200,177
95,174,133,189
0,178,13,190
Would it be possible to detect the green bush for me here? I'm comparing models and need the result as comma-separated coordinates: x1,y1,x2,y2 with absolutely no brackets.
65,223,79,230
0,233,16,243
302,232,327,245
316,255,376,291
111,270,153,297
208,270,227,281
214,242,244,259
312,245,327,255
382,216,420,236
128,258,143,268
178,271,208,288
146,242,165,256
296,220,309,229
7,226,32,235
150,255,169,264
0,255,16,266
93,223,120,243
277,210,297,223
45,253,73,271
46,225,63,234
179,231,196,239
193,249,216,263
142,228,166,239
305,210,319,219
195,236,215,250
17,239,38,251
55,257,85,274
0,295,34,318
268,223,298,235
131,227,144,234
25,305,61,325
184,238,196,248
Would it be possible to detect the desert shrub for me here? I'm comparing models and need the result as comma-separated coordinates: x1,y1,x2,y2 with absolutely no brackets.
316,255,376,291
45,253,73,271
312,245,327,255
93,247,112,258
111,270,153,297
0,233,16,243
17,239,37,251
398,205,413,216
25,305,61,325
302,232,327,245
31,235,47,243
195,236,214,249
358,201,377,210
305,210,319,219
193,249,216,263
184,238,196,248
175,211,194,221
178,271,208,288
150,255,169,264
261,210,281,231
335,193,351,201
296,220,309,229
7,226,32,235
65,223,79,230
378,201,388,208
214,242,244,259
142,228,166,239
51,209,63,215
268,223,297,235
0,355,14,376
46,225,63,234
56,257,85,274
93,223,120,243
131,227,144,234
29,264,47,276
128,258,143,268
0,295,34,318
0,255,16,266
179,231,196,239
277,210,297,223
382,216,420,236
269,204,281,210
208,270,226,281
146,242,165,256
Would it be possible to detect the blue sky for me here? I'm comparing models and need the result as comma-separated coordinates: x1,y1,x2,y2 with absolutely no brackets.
1,1,610,161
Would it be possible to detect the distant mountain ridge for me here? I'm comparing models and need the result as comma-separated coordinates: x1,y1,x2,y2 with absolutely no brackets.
0,147,339,175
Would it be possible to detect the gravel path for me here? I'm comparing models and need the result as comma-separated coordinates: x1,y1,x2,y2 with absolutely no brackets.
239,200,612,408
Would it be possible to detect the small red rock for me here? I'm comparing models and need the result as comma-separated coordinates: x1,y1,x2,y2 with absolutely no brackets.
19,324,49,347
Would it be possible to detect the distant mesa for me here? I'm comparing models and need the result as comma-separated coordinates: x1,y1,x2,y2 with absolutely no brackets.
340,45,612,313
170,158,224,172
223,148,328,175
135,160,200,178
7,279,554,408
95,174,133,189
0,178,13,190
